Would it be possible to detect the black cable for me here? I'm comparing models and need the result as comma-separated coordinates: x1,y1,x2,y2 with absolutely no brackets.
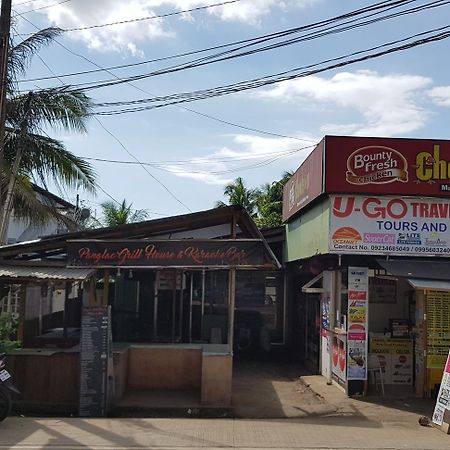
57,0,448,93
17,0,418,84
17,13,316,143
15,0,74,15
93,116,192,212
64,0,241,32
79,146,315,169
93,25,450,114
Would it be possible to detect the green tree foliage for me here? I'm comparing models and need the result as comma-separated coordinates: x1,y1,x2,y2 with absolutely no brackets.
1,27,96,236
99,199,149,227
215,177,258,217
0,313,19,354
216,172,293,228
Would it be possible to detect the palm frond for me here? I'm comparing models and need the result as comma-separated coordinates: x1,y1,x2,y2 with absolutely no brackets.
4,128,97,192
8,28,63,89
7,88,92,133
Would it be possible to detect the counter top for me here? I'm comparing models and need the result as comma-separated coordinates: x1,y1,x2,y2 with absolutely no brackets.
112,342,231,355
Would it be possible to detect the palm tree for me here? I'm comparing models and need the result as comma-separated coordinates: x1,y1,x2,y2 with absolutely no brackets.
0,27,96,242
215,177,258,217
254,171,293,228
99,199,148,227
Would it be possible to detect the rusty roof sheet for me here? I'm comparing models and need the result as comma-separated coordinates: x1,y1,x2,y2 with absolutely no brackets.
0,266,95,281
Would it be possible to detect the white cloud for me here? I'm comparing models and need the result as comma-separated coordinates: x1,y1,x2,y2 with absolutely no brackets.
162,133,314,185
20,0,318,55
256,70,432,136
428,86,450,107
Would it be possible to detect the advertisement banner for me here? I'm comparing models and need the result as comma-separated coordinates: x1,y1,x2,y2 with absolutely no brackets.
332,334,347,382
330,195,450,257
282,140,324,221
347,267,369,381
325,136,450,198
370,338,413,385
432,349,450,426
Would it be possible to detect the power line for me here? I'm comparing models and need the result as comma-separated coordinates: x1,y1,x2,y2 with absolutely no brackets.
17,11,317,144
16,0,74,15
80,146,315,167
17,0,422,85
71,0,448,94
93,116,192,212
92,24,450,114
64,0,241,32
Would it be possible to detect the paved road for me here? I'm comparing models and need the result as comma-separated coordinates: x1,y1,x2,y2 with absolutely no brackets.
0,415,449,450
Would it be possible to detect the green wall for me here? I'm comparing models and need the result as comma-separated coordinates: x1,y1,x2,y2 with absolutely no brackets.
285,197,330,262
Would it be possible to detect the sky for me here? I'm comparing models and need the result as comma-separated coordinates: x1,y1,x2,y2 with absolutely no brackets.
10,0,450,221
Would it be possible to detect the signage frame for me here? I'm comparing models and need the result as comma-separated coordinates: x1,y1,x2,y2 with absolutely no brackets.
67,239,272,269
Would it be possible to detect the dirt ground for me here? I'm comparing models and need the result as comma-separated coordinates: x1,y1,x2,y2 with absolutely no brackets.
232,359,335,418
231,359,436,422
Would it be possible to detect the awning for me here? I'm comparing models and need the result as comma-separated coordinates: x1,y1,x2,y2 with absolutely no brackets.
376,258,449,281
0,266,95,281
407,278,450,291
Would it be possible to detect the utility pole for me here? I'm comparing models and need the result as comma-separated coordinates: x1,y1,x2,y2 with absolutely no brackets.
0,0,12,243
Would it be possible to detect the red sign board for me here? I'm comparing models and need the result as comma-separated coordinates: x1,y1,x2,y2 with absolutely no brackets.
283,136,450,221
67,239,271,268
282,140,324,221
325,135,450,196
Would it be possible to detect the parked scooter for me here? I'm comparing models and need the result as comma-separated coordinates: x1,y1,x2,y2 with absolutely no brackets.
0,354,19,421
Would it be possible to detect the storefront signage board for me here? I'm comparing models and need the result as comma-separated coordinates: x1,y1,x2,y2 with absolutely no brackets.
330,195,450,257
68,239,268,268
282,136,450,222
325,136,450,197
347,267,369,381
432,349,450,429
282,140,324,221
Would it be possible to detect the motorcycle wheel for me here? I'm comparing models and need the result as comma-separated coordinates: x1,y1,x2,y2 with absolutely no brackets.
0,388,11,422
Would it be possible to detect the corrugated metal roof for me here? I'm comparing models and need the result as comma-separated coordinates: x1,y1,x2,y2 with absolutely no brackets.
377,258,449,280
407,278,450,291
0,266,95,281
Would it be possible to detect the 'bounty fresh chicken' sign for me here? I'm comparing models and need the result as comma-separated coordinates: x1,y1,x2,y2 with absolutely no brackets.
346,146,408,185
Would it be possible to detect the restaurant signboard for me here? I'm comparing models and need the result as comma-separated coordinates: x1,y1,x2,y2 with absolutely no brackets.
325,136,450,197
67,239,270,268
329,195,450,257
282,140,324,221
282,136,450,222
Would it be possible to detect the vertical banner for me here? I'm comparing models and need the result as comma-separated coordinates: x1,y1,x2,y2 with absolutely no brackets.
79,306,111,417
347,267,369,380
320,271,332,379
432,349,450,428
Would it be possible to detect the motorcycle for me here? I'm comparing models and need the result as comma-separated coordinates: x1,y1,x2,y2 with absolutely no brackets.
0,354,20,421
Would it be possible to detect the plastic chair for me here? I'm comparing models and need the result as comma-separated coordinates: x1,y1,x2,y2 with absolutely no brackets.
367,354,385,396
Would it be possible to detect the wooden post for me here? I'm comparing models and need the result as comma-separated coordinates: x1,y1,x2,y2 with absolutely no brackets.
227,268,236,351
102,270,110,307
88,277,96,306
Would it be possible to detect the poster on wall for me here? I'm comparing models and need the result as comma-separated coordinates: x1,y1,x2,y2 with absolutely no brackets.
432,349,450,427
330,195,450,257
369,277,397,303
332,334,347,382
426,290,450,369
370,338,413,385
347,267,369,381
